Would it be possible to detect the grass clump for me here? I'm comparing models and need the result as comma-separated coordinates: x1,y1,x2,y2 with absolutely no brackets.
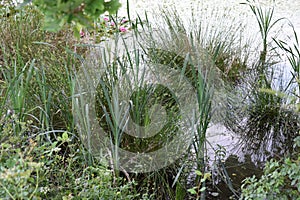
0,5,86,131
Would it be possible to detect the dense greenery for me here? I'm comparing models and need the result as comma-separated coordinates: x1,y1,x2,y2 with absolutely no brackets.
0,0,299,199
241,135,300,199
0,4,138,199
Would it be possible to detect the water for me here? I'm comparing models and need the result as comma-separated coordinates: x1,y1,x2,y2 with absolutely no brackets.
119,0,300,33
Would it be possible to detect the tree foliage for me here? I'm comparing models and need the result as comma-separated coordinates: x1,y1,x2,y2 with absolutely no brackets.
21,0,122,34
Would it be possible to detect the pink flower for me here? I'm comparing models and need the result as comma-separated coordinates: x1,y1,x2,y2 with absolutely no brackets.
80,29,85,37
110,21,115,26
119,26,127,32
104,17,109,21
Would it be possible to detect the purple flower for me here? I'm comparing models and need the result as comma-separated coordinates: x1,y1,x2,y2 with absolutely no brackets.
110,21,115,26
119,26,127,32
104,17,109,21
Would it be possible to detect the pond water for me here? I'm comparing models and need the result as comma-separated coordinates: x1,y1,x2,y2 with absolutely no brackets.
119,0,300,34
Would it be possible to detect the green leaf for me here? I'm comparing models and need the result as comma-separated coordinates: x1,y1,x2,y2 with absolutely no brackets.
203,172,211,180
30,0,121,33
62,131,69,141
187,188,197,195
104,0,122,14
195,170,202,176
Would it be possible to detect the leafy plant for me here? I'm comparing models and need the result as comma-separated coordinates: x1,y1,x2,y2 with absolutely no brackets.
0,114,138,199
0,143,43,199
187,170,211,200
241,135,300,200
19,0,122,35
91,15,131,42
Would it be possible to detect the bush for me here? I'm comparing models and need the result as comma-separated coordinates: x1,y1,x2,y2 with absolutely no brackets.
241,135,300,200
0,115,139,199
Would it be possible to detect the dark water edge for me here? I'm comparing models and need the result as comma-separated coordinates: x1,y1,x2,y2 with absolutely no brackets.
206,154,263,199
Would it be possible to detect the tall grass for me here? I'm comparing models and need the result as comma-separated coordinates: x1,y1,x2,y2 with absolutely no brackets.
241,0,284,69
0,4,139,199
0,5,85,134
275,24,300,98
71,2,257,198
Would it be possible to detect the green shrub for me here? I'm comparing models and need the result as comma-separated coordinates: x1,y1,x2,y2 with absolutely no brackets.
241,135,300,200
0,115,139,199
